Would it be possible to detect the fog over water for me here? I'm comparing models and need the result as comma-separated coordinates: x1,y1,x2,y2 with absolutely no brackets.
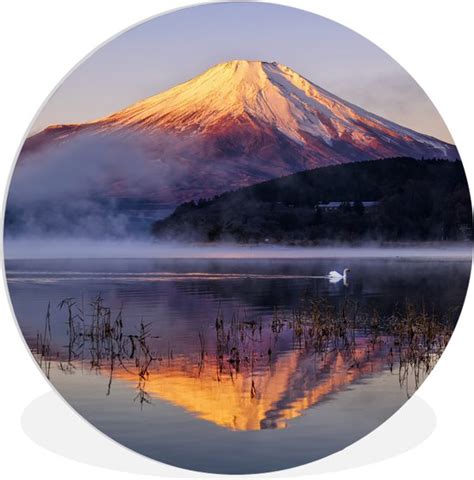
2,237,472,260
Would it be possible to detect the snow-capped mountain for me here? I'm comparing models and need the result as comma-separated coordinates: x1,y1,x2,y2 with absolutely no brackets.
19,60,458,203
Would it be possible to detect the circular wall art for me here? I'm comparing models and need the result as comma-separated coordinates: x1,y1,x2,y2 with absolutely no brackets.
3,1,472,475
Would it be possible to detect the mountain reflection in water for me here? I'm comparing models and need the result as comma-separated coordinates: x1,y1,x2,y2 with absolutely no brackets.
111,339,388,431
29,290,448,433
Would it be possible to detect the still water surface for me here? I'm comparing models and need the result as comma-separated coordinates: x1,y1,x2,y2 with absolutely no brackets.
5,256,471,473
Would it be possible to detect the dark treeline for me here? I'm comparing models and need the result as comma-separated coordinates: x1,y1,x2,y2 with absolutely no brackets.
152,158,473,244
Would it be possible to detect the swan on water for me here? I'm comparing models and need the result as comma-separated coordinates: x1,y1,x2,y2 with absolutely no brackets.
328,268,350,283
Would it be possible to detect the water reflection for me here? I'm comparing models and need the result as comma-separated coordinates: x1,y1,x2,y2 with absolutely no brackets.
28,288,451,432
112,342,389,431
5,256,470,471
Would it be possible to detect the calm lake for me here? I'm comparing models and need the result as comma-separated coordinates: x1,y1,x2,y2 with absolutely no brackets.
5,253,472,474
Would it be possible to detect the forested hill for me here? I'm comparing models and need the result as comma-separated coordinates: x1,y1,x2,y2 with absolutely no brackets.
152,158,472,243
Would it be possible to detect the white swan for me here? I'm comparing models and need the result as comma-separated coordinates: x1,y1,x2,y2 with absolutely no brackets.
328,268,350,284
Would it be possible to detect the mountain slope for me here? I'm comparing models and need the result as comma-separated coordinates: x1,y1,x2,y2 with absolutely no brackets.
19,60,458,204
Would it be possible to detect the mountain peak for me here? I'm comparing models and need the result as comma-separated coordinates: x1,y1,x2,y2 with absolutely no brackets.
209,59,282,70
21,60,458,204
98,59,327,141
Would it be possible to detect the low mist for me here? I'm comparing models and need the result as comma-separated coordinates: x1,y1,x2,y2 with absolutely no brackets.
3,237,471,260
5,132,187,238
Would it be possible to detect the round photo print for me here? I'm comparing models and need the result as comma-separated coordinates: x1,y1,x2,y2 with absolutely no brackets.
3,1,472,475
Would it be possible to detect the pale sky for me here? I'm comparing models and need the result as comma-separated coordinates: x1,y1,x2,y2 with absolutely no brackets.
31,2,453,143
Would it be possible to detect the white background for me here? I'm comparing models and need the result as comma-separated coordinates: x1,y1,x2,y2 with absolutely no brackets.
0,1,473,478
